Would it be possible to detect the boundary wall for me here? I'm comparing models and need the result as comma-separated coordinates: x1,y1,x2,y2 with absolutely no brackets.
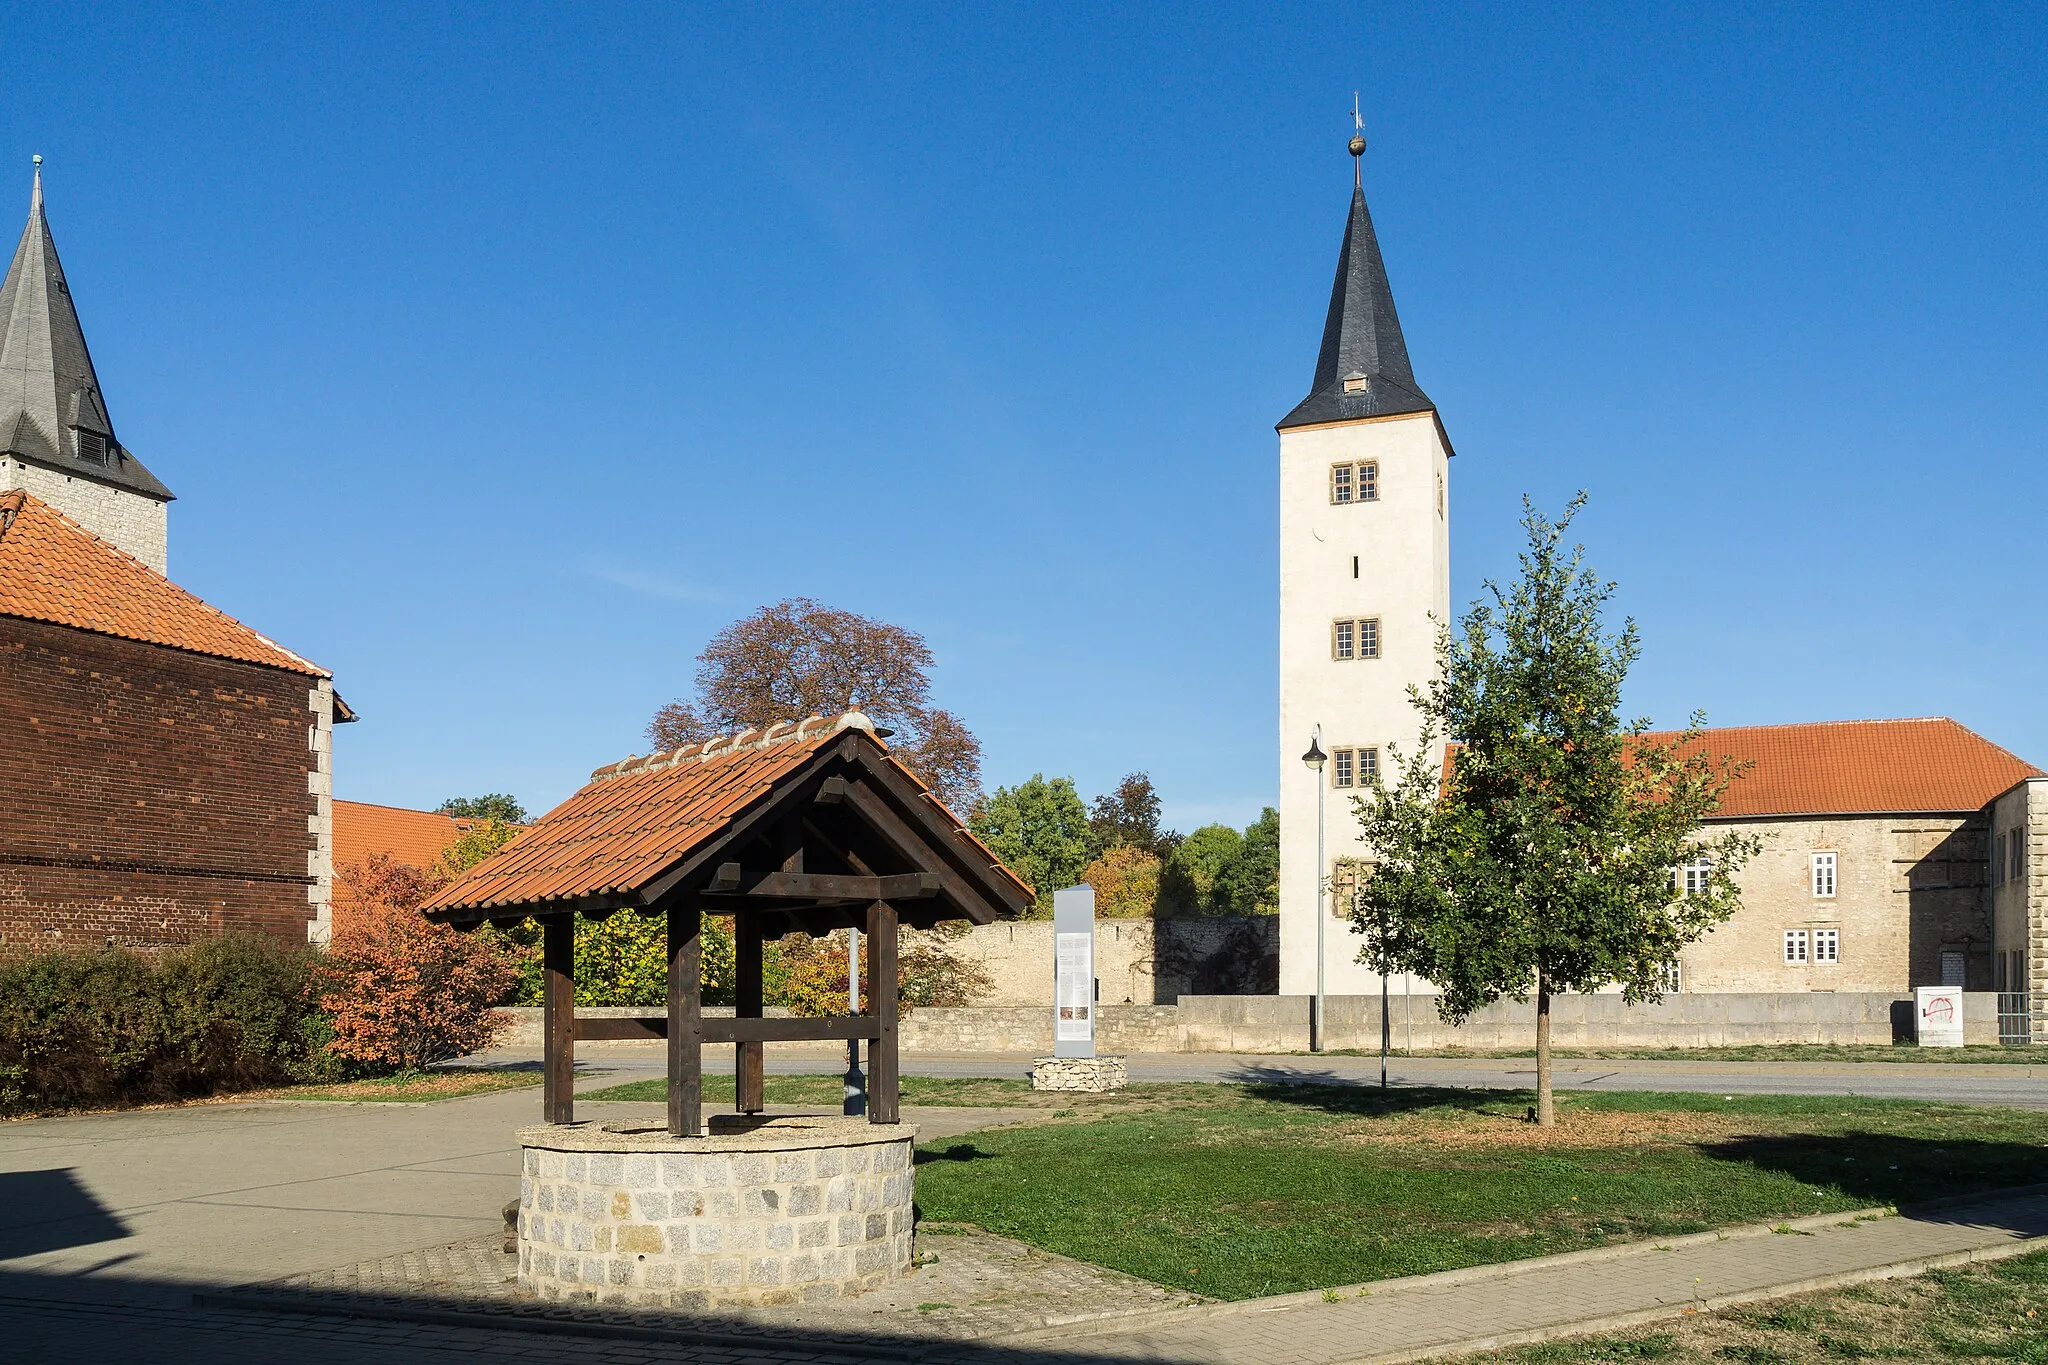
498,992,2005,1054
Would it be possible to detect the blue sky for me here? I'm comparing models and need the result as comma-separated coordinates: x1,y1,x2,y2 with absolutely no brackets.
3,3,2042,832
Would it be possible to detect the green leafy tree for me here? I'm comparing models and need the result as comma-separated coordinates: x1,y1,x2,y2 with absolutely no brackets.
1157,823,1245,915
968,774,1091,915
1087,772,1176,859
1212,808,1280,915
436,794,529,824
1349,496,1756,1126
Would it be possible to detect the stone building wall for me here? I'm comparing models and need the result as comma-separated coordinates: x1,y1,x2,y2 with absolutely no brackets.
0,615,322,953
0,458,168,574
1679,812,1993,993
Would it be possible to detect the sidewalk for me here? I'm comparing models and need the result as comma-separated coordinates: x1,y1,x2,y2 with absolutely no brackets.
963,1191,2048,1364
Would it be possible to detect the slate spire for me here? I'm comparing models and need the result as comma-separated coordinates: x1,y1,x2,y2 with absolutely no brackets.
1276,136,1434,431
0,161,172,499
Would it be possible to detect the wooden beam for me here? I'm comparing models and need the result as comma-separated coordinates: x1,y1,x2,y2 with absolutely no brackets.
667,904,702,1138
736,917,764,1115
636,769,840,908
577,1017,666,1041
867,899,900,1125
838,778,992,920
543,918,574,1125
849,749,1034,918
708,862,743,892
741,871,939,900
815,775,849,803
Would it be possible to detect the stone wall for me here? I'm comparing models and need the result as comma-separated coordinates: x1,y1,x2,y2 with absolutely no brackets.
949,916,1278,1005
0,459,168,573
0,616,322,954
518,1117,914,1308
501,991,2008,1055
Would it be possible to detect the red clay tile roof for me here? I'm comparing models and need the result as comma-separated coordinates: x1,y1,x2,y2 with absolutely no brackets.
1657,718,2042,819
333,800,483,872
0,489,326,676
422,713,1031,917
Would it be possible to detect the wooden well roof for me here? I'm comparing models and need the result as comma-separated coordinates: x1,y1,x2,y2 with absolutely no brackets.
420,712,1032,934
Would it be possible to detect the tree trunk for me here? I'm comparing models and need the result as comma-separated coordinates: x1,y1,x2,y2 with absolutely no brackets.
1534,976,1555,1127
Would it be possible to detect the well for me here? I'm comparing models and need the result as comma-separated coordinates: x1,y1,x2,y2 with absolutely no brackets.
518,1115,917,1308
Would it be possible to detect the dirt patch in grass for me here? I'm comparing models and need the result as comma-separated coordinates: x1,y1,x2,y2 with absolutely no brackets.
1334,1105,1764,1152
241,1069,541,1104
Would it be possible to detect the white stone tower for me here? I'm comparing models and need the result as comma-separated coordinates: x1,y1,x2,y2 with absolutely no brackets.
1276,130,1452,999
0,163,173,572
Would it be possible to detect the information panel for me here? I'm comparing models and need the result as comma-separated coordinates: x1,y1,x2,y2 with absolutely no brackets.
1916,985,1965,1047
1052,885,1096,1058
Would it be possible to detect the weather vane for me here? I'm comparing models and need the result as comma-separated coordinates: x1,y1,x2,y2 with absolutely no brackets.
1349,93,1366,185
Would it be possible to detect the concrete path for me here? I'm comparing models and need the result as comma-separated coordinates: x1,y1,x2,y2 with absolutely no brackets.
964,1193,2048,1364
544,1047,2048,1110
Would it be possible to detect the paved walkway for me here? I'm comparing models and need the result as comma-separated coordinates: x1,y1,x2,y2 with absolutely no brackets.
965,1192,2048,1363
538,1048,2048,1110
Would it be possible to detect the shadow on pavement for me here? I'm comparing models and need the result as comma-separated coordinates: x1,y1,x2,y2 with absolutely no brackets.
0,1167,128,1260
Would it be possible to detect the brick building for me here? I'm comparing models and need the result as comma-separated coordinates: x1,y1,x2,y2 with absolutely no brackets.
0,170,345,954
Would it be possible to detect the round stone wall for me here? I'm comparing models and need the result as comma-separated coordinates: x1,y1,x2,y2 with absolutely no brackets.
517,1115,916,1309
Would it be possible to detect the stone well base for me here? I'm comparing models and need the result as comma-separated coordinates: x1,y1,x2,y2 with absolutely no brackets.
517,1114,916,1308
1031,1055,1128,1092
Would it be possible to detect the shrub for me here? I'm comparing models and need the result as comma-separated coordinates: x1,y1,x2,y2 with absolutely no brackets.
491,913,737,1007
773,925,994,1016
0,935,323,1115
1081,845,1162,918
317,854,519,1072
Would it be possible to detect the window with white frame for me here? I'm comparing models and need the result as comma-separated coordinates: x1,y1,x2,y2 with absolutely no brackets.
1783,929,1809,964
1814,928,1839,964
1810,852,1837,898
1660,960,1682,994
1682,856,1713,896
1329,460,1378,505
1331,618,1380,661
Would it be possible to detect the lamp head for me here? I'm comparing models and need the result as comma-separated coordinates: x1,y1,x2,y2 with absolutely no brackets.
1301,730,1327,772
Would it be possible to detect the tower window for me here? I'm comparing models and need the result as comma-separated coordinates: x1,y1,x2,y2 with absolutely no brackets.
1329,461,1378,504
1342,371,1368,393
1331,746,1378,788
1331,617,1380,661
1351,555,1359,579
75,430,107,466
1436,472,1445,519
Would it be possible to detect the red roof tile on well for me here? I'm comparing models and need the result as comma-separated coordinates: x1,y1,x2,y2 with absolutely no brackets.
0,489,325,675
421,716,1030,915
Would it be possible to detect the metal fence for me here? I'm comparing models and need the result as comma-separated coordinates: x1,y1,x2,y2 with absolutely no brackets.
1997,992,2032,1046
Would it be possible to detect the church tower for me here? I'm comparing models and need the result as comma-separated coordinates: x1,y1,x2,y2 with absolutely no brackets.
0,163,173,573
1276,127,1451,999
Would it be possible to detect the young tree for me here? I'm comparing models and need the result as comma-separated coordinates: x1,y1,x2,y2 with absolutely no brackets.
1349,496,1755,1125
436,794,529,824
1213,808,1281,915
968,774,1091,915
648,597,983,812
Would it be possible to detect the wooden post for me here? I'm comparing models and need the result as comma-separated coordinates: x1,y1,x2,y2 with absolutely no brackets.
866,900,899,1124
735,916,765,1114
543,916,575,1125
668,903,703,1138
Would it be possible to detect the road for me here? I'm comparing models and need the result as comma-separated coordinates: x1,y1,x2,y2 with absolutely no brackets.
550,1047,2048,1110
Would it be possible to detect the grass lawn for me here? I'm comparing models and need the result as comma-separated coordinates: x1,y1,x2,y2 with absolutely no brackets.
1460,1248,2048,1362
1326,1044,2048,1066
582,1074,2048,1302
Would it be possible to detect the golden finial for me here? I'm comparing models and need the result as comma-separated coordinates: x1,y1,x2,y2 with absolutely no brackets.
1349,94,1366,185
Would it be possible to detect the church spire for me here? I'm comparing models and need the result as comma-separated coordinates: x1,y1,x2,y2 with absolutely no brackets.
1276,117,1434,431
0,160,172,500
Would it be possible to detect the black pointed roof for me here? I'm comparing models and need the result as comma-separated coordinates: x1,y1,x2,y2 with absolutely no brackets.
0,169,172,500
1276,182,1434,431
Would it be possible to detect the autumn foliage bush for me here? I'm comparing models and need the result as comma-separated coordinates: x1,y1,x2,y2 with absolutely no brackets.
773,924,995,1016
318,854,518,1073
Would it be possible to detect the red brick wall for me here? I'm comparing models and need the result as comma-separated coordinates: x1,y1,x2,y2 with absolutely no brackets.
0,616,318,954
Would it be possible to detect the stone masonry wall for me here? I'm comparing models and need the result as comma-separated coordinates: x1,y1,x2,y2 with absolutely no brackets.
949,916,1279,1005
518,1122,915,1308
0,615,321,954
0,459,168,574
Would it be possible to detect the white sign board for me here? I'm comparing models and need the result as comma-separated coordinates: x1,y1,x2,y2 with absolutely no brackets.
1915,985,1965,1047
1052,885,1095,1058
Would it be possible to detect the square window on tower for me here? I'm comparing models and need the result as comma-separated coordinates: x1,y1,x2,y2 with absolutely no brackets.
1328,461,1378,505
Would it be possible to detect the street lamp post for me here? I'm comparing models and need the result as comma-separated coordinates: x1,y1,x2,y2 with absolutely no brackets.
1301,728,1327,1053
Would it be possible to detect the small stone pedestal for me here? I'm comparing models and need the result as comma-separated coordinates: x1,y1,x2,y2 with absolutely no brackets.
1031,1055,1128,1092
517,1115,916,1308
